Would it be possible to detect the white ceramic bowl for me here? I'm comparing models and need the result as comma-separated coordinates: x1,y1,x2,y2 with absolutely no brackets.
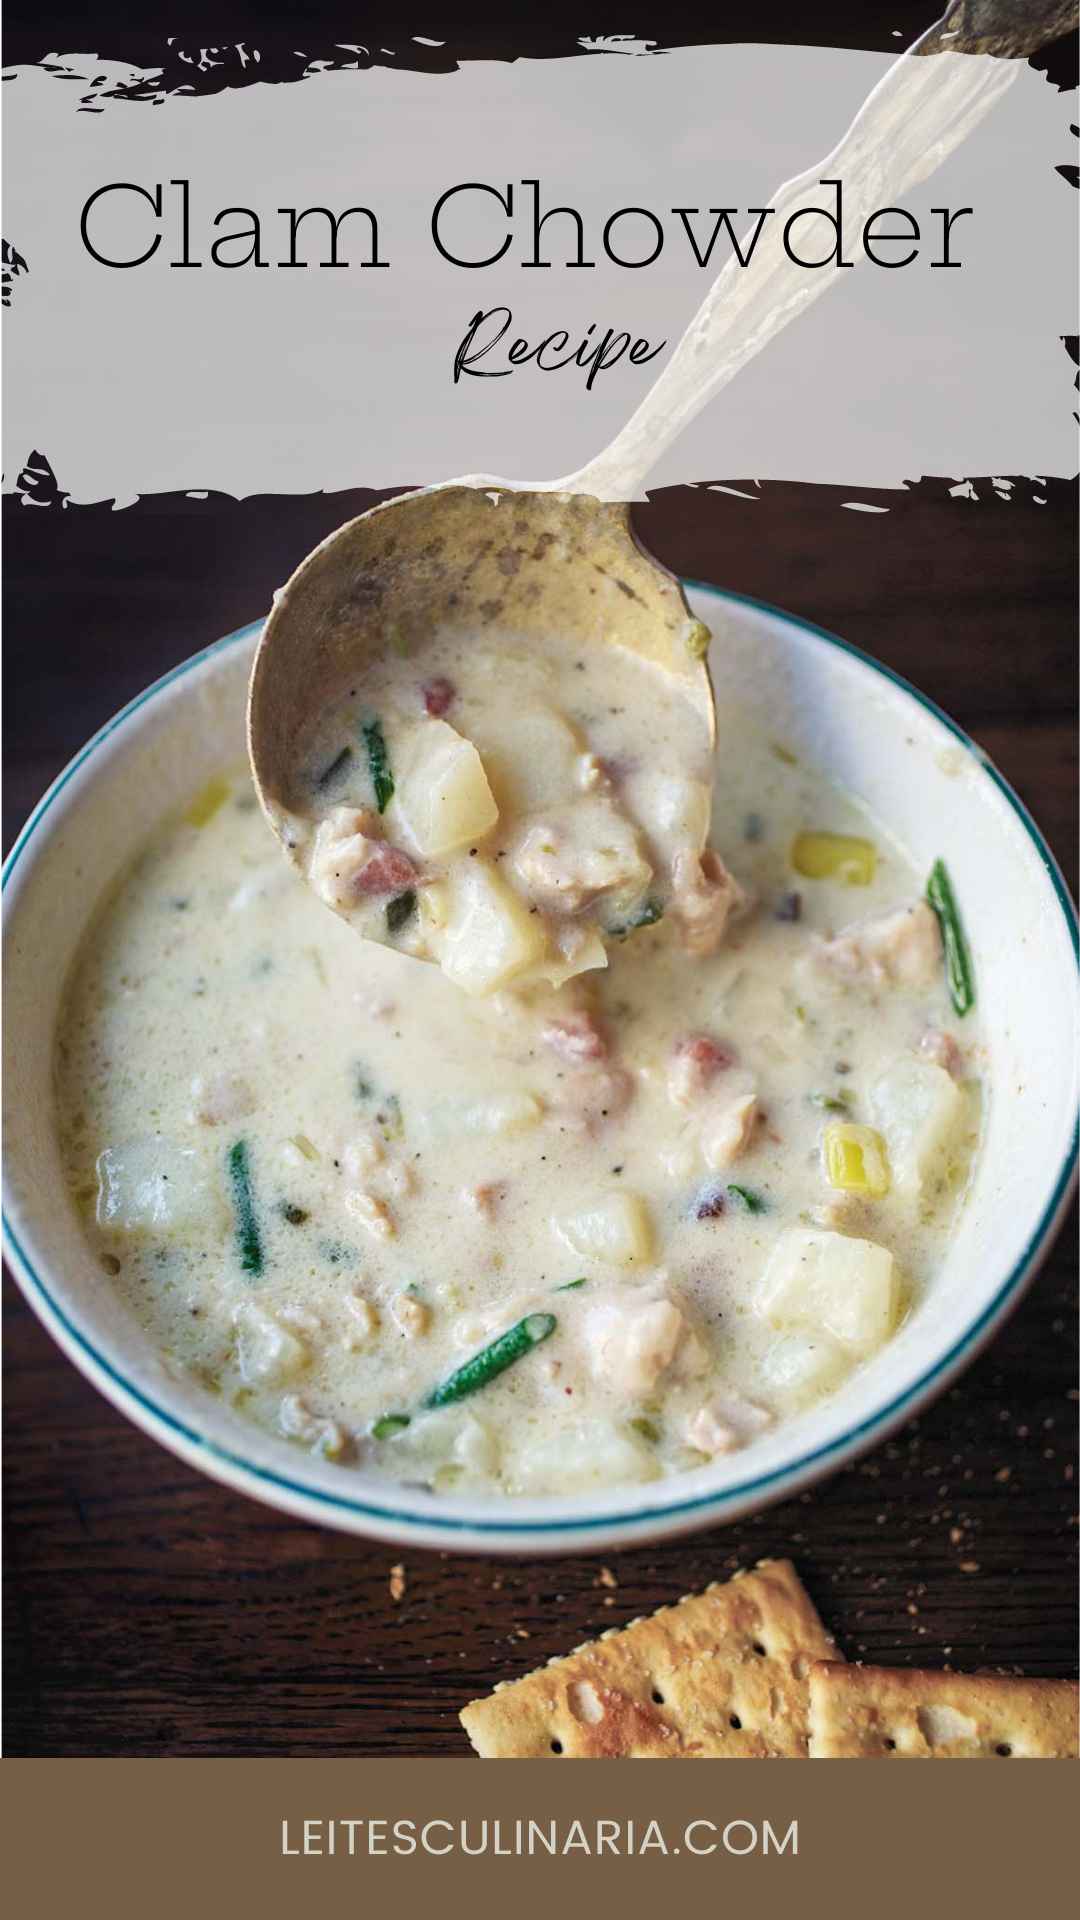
4,587,1077,1555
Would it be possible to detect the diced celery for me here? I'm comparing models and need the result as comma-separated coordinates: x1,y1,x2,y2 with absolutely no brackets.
791,830,876,885
823,1122,891,1197
184,775,231,829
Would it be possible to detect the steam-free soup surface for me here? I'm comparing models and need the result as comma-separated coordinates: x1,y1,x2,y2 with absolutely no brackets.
56,711,980,1499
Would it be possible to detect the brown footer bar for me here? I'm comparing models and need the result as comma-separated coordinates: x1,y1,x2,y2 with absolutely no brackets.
3,1757,1075,1917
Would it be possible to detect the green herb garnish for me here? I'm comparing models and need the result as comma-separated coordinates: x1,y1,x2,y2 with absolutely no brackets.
371,1414,411,1441
630,1416,661,1444
811,1089,853,1113
926,858,975,1017
728,1184,767,1214
607,897,663,940
227,1139,263,1277
422,1313,557,1409
386,889,417,934
554,1278,588,1293
361,713,394,813
316,745,353,791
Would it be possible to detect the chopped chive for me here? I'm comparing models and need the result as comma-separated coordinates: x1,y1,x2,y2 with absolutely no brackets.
607,897,663,940
926,858,975,1017
811,1089,853,1113
371,1414,411,1441
353,1062,375,1101
630,1416,661,1444
184,774,231,829
319,1239,355,1267
422,1312,557,1409
386,889,417,935
361,713,394,813
316,745,353,791
554,1277,588,1292
227,1140,263,1276
728,1184,767,1214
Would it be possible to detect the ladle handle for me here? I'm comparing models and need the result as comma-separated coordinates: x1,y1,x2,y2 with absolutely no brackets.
558,0,1076,501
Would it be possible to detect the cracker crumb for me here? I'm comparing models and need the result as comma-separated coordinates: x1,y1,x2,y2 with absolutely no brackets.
595,1566,618,1589
994,1466,1011,1483
959,1560,980,1574
389,1563,406,1602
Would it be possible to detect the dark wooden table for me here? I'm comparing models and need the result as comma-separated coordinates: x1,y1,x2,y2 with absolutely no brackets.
4,478,1076,1756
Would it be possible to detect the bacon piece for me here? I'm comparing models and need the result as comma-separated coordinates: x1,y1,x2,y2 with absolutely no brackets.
354,846,418,897
422,676,456,717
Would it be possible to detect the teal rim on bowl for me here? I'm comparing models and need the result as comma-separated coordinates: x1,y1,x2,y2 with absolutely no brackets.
4,587,1076,1549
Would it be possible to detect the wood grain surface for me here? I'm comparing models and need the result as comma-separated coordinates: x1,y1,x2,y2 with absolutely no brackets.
3,478,1076,1757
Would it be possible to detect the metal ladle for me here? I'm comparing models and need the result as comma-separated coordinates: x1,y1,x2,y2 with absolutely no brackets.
248,0,1072,948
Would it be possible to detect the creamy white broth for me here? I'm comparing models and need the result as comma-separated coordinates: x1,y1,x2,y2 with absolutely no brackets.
55,697,981,1499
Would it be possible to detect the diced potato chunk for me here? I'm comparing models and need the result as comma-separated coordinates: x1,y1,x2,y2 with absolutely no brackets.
761,1330,852,1405
552,1190,654,1267
791,830,876,885
234,1302,308,1386
754,1226,898,1355
823,1122,891,1197
433,855,549,995
95,1138,223,1235
507,1419,658,1495
392,719,498,857
389,1408,500,1486
870,1055,965,1198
